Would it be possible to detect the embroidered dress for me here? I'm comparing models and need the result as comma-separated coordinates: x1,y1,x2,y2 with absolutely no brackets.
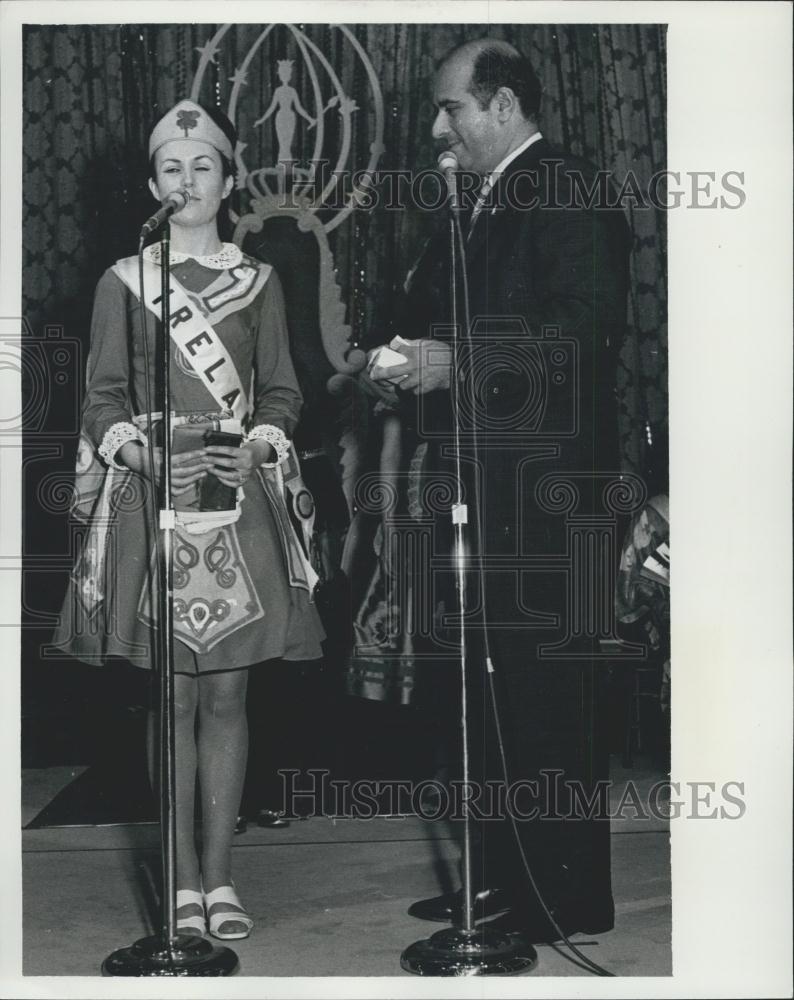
54,244,325,674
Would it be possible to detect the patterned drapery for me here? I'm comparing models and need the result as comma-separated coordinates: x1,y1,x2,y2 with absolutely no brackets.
22,22,666,472
22,24,667,683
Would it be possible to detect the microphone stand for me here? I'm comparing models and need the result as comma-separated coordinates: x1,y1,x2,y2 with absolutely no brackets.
103,223,237,976
400,177,536,976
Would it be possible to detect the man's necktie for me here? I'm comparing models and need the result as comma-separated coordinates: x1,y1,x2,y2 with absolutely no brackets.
467,176,494,240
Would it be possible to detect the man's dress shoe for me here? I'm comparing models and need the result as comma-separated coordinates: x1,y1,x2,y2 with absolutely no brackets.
483,906,615,944
407,888,513,923
256,809,291,828
234,810,290,834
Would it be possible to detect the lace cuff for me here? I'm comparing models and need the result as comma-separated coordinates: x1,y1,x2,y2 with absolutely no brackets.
246,423,290,467
98,421,146,469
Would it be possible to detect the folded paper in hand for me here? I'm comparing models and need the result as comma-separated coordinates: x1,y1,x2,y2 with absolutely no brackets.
368,341,408,385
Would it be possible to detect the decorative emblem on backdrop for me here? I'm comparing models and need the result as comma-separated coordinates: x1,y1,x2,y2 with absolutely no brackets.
192,23,383,237
253,59,319,176
191,24,384,515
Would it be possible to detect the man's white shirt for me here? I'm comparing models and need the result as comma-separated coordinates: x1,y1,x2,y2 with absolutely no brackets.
469,130,544,228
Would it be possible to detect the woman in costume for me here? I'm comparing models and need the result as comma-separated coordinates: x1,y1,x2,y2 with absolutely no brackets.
54,101,325,940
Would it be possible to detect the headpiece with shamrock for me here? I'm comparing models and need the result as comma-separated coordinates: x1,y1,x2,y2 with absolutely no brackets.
148,100,234,160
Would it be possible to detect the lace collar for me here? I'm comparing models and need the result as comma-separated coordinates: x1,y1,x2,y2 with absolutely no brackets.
143,242,243,269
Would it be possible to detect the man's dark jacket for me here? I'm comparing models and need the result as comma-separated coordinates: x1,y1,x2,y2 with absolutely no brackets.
391,137,632,932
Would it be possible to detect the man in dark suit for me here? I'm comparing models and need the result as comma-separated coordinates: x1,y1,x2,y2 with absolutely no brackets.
370,38,631,941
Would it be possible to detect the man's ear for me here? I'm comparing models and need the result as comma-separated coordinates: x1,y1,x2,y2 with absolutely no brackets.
493,86,517,120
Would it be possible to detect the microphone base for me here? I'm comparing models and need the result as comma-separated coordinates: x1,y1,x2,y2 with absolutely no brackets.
102,933,239,977
400,925,537,977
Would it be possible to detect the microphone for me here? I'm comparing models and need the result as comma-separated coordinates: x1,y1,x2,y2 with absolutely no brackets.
437,150,460,210
140,190,191,237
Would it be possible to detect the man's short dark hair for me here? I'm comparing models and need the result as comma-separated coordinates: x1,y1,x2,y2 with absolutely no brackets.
467,44,542,121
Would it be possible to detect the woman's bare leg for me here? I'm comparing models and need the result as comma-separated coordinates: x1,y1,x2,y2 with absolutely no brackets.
147,673,202,927
196,668,250,933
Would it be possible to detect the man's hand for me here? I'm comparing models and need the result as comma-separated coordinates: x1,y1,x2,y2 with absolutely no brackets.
369,338,451,394
358,366,400,407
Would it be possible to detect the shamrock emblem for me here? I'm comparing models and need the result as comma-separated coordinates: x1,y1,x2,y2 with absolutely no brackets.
176,109,200,137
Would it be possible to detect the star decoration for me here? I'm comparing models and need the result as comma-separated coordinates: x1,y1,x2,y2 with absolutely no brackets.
195,41,220,65
229,67,248,88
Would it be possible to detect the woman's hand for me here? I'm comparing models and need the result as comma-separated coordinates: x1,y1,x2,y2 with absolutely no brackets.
170,449,212,496
117,441,211,496
204,440,274,487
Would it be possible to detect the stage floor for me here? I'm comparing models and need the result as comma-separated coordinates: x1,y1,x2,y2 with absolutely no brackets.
21,758,671,978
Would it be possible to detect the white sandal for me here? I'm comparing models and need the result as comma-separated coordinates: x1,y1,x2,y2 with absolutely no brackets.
175,889,206,937
203,884,253,940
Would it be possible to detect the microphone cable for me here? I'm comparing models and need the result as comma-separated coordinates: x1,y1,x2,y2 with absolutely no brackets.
137,237,167,617
136,190,189,612
446,198,614,978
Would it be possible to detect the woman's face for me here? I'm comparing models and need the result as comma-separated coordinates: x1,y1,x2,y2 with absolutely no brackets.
148,139,233,230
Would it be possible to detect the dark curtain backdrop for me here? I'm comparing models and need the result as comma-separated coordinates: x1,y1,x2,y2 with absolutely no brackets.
22,24,667,728
22,22,667,472
21,23,667,754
